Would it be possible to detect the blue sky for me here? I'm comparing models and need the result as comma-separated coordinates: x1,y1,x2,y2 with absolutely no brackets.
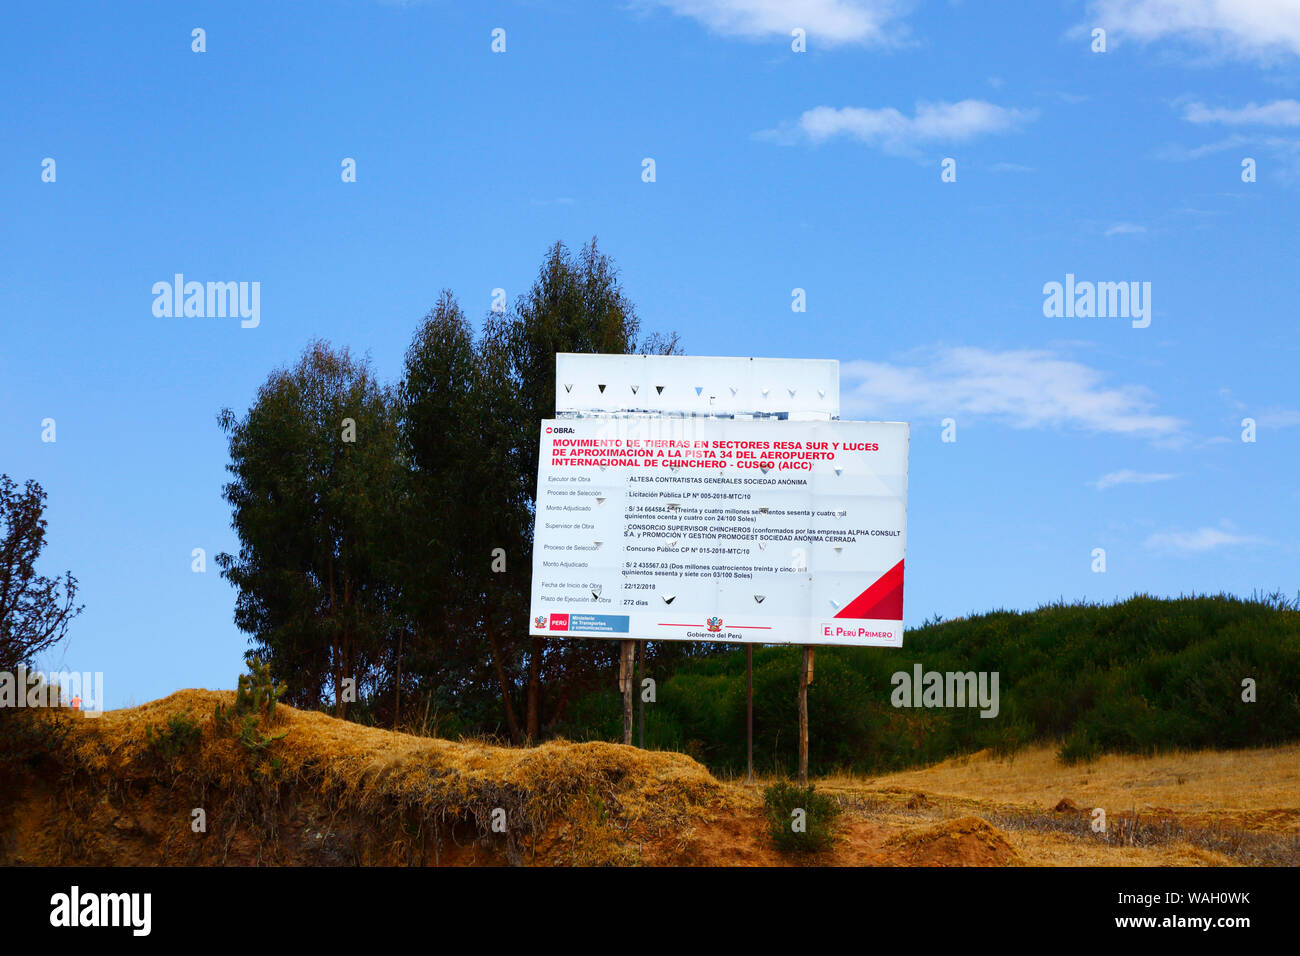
2,1,1297,707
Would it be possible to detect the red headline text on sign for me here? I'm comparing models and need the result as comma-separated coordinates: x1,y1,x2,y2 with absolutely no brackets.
549,438,880,471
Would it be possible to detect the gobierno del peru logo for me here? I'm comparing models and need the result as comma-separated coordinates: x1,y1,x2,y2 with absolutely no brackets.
706,616,723,633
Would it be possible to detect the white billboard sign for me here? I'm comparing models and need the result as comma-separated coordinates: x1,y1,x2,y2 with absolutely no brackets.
528,415,908,646
555,353,840,420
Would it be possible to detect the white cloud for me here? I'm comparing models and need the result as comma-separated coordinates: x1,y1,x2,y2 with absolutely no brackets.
1184,99,1300,125
1144,526,1265,553
1153,133,1253,160
840,346,1183,438
989,161,1035,173
1154,134,1300,181
763,101,1035,154
644,0,910,45
1088,0,1300,60
1105,222,1148,235
1091,469,1177,490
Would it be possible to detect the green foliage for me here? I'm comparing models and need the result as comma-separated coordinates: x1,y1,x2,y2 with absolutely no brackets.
217,238,681,740
145,711,202,762
216,341,405,716
566,593,1300,775
0,707,74,775
215,654,289,753
763,782,842,854
234,654,287,721
0,474,83,671
396,290,530,737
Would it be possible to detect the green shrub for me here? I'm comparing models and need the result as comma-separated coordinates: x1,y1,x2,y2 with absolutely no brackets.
145,711,202,762
0,707,74,774
763,781,842,854
1059,728,1102,765
214,653,289,753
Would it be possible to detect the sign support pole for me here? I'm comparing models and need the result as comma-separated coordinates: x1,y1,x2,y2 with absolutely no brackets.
746,644,754,784
798,646,815,787
637,640,645,749
619,639,635,746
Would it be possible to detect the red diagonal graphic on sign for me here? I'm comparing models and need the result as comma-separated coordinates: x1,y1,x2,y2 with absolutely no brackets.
834,559,904,621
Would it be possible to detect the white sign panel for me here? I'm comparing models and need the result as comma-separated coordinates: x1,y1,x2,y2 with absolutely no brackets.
528,416,908,646
555,353,840,420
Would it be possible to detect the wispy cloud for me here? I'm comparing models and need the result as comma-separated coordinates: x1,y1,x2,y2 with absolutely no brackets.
1164,102,1300,180
1091,469,1177,491
1184,99,1300,125
1144,526,1266,553
1218,386,1248,411
1220,389,1300,428
642,0,911,46
759,100,1036,154
1086,0,1300,61
989,161,1035,173
1258,407,1300,428
1152,133,1254,161
1153,132,1300,181
1105,222,1147,236
840,346,1183,438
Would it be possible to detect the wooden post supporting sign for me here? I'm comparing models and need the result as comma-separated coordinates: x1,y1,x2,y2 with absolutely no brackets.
619,639,636,746
746,644,755,784
798,646,815,787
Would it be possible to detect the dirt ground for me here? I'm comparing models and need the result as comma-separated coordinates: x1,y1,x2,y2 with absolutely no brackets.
3,692,1296,866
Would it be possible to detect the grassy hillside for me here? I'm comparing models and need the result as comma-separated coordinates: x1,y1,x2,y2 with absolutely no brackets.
0,690,719,865
555,593,1300,776
6,690,1296,866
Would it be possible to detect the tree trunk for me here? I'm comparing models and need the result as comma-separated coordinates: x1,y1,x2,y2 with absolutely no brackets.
336,633,350,720
392,630,403,730
484,602,521,742
525,637,543,741
547,682,572,730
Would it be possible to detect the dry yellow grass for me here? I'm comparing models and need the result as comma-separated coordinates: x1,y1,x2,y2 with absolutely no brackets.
801,743,1300,865
5,692,1298,866
999,831,1238,867
878,815,1023,866
820,744,1300,827
5,689,722,866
